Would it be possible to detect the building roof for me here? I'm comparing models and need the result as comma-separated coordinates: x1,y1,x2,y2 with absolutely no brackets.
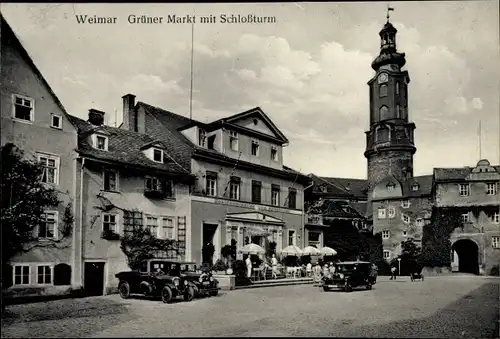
307,199,365,219
434,165,500,182
138,102,311,185
401,174,433,197
68,115,193,178
1,15,77,130
310,174,368,200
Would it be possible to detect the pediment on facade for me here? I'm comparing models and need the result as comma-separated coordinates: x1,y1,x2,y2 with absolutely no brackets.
225,212,284,224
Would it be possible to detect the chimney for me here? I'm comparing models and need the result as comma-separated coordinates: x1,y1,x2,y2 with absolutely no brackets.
122,94,136,131
88,109,105,126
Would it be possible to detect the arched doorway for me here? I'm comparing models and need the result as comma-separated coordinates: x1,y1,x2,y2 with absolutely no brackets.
451,239,479,275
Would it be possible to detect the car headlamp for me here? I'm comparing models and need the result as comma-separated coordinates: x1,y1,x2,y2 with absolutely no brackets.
173,278,180,286
209,276,214,282
339,273,344,279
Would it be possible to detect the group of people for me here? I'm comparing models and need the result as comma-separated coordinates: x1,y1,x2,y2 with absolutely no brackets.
312,262,338,283
245,254,280,279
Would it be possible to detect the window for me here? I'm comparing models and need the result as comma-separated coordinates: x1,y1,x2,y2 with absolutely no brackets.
378,208,386,219
161,217,176,239
396,105,401,118
96,135,108,151
382,230,390,239
163,180,174,198
198,129,207,147
14,265,30,285
387,183,395,191
403,231,407,237
412,184,419,191
388,207,396,218
251,140,259,156
39,211,58,239
401,200,410,208
146,177,162,191
229,177,240,200
103,213,118,233
229,131,238,151
206,172,217,197
459,184,470,196
144,178,174,198
271,146,278,161
146,216,159,236
37,153,59,185
288,188,297,209
207,135,216,150
396,82,400,95
493,212,499,224
416,218,424,227
402,214,410,224
13,94,34,121
383,250,390,259
251,180,261,203
379,84,388,97
153,148,163,163
37,265,52,285
379,106,389,120
271,185,280,206
487,183,497,195
308,231,321,248
493,236,500,249
288,230,296,246
103,170,117,191
51,114,62,129
461,213,469,224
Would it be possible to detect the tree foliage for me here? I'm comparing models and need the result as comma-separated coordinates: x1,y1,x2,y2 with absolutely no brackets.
0,143,73,269
396,238,423,275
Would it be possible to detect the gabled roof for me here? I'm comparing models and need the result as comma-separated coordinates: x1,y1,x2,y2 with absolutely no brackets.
68,115,192,177
402,175,433,197
1,15,77,130
138,101,310,185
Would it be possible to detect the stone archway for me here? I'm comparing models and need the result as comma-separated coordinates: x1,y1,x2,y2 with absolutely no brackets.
451,239,480,275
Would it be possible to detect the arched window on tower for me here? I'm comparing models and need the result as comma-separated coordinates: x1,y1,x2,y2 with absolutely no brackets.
379,105,389,121
379,84,388,98
396,82,400,95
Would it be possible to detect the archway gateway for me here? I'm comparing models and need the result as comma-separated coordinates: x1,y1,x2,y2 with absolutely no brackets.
451,239,480,275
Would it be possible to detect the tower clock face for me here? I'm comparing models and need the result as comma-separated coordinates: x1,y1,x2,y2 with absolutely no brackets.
378,73,388,84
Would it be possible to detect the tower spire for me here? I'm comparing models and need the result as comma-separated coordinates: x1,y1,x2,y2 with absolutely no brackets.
386,4,394,22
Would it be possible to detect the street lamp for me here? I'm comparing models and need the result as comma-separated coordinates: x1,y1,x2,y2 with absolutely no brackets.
397,258,401,276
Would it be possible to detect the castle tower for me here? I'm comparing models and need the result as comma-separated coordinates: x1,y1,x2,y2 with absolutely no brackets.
364,17,416,197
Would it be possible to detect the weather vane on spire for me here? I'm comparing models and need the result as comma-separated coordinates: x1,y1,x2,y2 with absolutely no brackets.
386,4,394,22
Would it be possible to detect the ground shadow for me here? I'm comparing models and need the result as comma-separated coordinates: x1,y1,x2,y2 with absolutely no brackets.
330,282,499,338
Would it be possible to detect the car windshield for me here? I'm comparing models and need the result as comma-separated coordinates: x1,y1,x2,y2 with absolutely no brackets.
181,264,197,273
336,264,356,273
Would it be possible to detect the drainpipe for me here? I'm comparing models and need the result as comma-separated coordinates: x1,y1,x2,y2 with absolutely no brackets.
301,182,314,248
79,157,86,287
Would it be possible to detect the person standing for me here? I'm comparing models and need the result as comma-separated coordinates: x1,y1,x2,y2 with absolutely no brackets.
271,254,278,279
245,255,253,279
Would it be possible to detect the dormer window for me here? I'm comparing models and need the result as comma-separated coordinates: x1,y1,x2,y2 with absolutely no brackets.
251,140,260,156
271,146,278,161
402,200,410,208
387,183,395,191
198,129,207,148
91,134,108,151
412,183,419,191
153,148,163,163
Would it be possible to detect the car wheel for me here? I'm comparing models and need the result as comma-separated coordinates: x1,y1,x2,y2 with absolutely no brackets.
323,286,330,292
118,281,131,299
184,286,195,302
209,289,219,297
161,286,173,303
344,284,352,292
366,284,372,290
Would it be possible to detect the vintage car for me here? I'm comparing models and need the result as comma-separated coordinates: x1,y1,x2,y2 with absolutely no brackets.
179,262,220,297
321,261,377,292
115,258,196,303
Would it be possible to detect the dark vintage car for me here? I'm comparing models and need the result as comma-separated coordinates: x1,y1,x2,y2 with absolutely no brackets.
115,259,196,303
321,261,377,292
179,262,220,297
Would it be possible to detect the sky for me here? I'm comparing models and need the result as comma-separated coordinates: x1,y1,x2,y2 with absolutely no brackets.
2,2,499,179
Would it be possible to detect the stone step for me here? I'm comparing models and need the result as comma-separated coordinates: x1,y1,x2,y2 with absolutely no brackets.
234,278,314,290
